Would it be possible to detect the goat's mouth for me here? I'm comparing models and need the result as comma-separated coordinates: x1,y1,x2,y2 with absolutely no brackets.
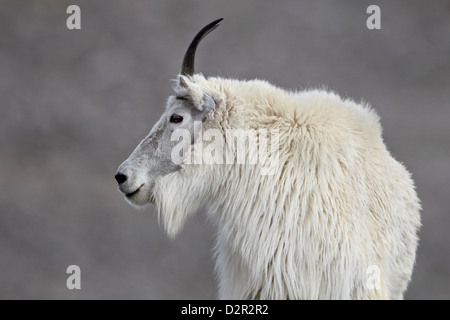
125,184,144,198
121,182,155,207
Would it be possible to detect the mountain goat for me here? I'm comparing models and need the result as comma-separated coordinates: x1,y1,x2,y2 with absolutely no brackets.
115,19,421,299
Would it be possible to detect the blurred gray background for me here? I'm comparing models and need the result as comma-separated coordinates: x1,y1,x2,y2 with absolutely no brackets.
0,0,449,299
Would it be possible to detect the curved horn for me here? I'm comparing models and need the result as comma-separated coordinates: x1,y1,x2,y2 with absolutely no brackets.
181,18,223,77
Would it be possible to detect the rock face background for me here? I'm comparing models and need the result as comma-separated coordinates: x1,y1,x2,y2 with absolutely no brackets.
1,0,449,299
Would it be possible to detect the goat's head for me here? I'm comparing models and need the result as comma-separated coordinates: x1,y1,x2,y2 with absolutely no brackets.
115,19,222,208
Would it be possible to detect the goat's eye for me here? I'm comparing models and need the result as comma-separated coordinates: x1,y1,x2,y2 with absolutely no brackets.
170,114,183,123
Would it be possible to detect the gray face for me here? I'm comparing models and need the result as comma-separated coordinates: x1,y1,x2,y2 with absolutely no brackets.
115,90,215,207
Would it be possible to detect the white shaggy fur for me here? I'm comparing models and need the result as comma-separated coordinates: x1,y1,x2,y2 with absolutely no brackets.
151,74,421,299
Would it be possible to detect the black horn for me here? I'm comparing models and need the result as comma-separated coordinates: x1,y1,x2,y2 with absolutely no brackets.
181,18,223,77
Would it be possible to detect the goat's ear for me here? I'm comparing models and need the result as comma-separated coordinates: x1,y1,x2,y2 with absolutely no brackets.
202,94,216,112
176,75,212,111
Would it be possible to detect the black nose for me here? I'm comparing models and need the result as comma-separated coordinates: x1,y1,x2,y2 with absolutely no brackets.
115,172,127,185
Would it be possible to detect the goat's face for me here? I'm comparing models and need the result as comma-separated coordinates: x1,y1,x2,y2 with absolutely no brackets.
115,19,222,207
115,77,216,207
